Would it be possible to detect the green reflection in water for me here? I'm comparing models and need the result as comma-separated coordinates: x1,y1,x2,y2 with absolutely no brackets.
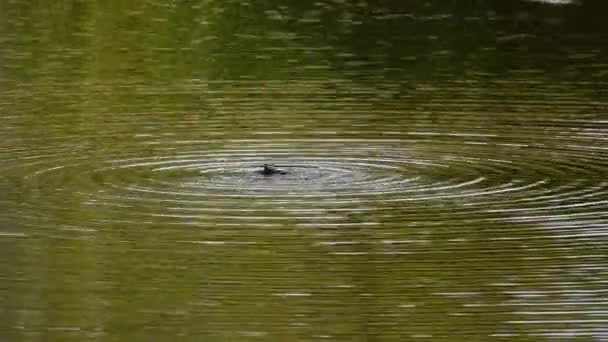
1,0,607,341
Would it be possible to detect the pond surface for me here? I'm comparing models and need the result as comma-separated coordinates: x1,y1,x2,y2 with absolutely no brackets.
1,1,608,341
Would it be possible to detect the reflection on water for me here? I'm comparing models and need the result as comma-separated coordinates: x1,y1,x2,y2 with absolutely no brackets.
1,0,607,341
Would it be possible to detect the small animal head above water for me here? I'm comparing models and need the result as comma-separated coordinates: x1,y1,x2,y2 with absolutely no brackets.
260,164,287,175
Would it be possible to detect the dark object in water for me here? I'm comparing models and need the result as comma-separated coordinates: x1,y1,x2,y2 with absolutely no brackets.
260,164,287,175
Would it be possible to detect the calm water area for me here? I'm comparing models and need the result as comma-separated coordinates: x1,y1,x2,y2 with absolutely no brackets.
1,0,608,341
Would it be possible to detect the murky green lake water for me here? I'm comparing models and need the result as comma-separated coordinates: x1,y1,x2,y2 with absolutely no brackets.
1,1,608,341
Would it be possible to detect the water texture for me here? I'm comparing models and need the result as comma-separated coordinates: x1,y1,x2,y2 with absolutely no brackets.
1,1,607,341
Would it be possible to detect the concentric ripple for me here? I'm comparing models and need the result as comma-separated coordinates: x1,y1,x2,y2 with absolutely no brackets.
2,134,607,230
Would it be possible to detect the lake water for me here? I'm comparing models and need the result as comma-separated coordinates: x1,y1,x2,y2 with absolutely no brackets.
1,1,607,341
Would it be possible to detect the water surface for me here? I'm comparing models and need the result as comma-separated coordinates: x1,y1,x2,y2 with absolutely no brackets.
1,1,608,341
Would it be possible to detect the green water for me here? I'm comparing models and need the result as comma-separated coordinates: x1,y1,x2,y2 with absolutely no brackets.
1,1,608,341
